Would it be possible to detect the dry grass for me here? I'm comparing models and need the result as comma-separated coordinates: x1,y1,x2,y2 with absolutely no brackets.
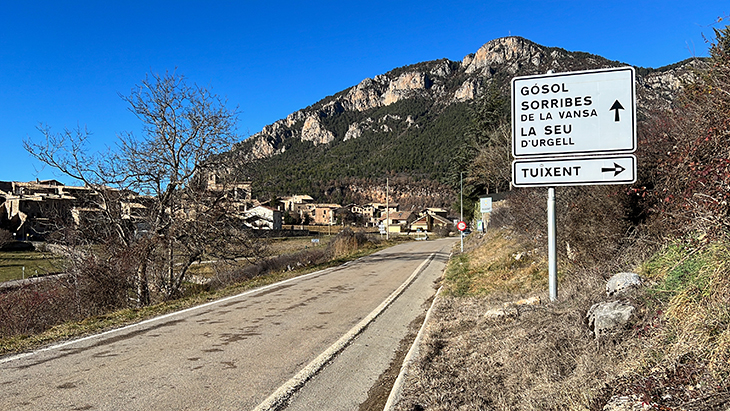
442,231,547,298
397,229,628,410
614,241,730,407
395,295,639,411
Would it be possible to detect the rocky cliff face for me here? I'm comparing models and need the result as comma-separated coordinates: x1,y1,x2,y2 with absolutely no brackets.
239,36,698,162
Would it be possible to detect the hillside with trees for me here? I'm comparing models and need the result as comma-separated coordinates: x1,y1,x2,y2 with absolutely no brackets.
224,36,698,211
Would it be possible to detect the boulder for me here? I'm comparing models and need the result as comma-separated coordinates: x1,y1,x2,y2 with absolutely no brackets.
484,296,541,320
606,272,643,296
602,395,650,410
586,301,636,338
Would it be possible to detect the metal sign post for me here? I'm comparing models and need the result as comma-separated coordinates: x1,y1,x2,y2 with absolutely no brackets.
547,187,557,301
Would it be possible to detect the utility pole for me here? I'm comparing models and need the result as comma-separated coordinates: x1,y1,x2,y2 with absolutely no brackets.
460,172,464,253
386,178,389,240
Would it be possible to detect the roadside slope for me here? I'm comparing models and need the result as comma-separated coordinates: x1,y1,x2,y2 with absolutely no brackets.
390,229,730,410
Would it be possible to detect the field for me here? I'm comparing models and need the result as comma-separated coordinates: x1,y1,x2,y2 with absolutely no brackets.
0,251,66,283
0,236,331,284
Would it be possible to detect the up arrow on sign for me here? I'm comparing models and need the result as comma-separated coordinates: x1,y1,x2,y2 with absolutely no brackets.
610,100,624,122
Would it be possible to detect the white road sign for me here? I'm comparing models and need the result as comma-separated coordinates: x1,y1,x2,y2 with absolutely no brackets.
512,67,636,158
479,197,492,213
512,155,637,187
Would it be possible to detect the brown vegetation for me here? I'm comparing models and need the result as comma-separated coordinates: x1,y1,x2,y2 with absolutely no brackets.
0,230,12,248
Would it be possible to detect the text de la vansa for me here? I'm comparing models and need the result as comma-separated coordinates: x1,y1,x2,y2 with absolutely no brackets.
520,165,582,179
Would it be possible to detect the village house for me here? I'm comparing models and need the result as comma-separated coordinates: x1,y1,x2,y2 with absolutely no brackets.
0,180,102,240
378,210,412,233
206,172,252,201
311,204,340,225
280,195,314,212
352,202,399,226
410,209,453,232
334,204,360,226
243,205,282,230
291,203,316,222
206,172,252,213
410,214,430,232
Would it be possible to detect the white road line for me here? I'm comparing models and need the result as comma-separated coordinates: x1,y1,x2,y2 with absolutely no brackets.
384,284,444,410
253,253,436,411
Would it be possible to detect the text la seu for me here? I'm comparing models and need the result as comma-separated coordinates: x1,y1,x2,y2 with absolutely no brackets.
520,108,598,137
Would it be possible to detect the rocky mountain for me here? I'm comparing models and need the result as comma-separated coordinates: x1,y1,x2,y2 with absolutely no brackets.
226,36,702,206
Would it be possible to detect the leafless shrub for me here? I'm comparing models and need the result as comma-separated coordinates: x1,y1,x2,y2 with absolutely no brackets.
327,228,370,258
213,247,331,287
507,185,636,271
488,203,515,229
0,280,77,336
69,252,136,316
0,229,12,248
631,26,730,241
0,238,138,337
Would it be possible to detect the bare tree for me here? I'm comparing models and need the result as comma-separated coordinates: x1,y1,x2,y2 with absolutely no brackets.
25,71,262,305
466,122,513,194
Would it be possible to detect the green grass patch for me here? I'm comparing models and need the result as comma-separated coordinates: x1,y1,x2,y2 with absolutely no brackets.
442,253,473,297
642,242,719,304
0,251,66,282
637,239,730,385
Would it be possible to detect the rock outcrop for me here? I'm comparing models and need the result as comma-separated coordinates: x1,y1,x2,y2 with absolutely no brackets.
300,115,334,146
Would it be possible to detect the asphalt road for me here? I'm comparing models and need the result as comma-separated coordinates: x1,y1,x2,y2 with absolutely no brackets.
0,238,455,411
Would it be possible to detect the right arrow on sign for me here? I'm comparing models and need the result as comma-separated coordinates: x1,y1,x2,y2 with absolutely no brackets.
602,162,626,177
610,100,625,122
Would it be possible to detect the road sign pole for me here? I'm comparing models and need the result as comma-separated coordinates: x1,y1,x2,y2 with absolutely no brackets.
548,187,557,301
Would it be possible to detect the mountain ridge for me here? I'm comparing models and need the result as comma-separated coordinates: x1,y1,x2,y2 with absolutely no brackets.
223,36,703,205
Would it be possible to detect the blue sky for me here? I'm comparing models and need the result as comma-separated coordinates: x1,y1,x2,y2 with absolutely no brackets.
1,1,727,184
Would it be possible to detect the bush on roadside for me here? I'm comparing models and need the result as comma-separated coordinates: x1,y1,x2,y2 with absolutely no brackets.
507,184,635,272
0,280,77,336
327,228,371,258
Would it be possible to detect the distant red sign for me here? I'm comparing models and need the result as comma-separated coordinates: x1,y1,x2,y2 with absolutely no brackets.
457,221,467,232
